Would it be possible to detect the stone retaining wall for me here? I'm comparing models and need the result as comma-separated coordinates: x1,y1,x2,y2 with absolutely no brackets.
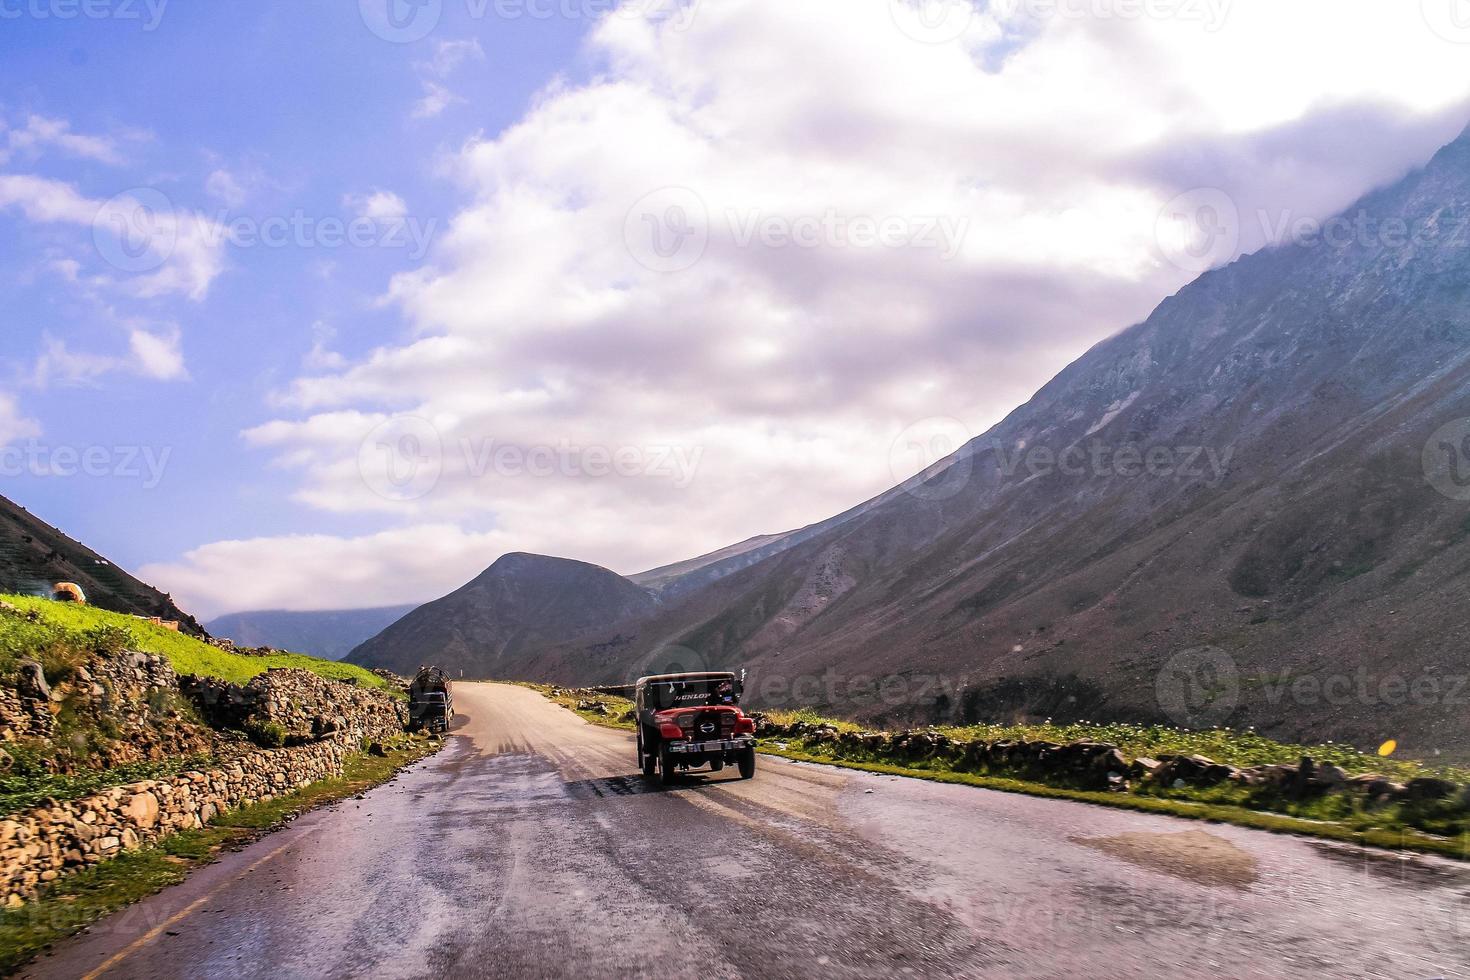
1,734,359,906
180,668,407,746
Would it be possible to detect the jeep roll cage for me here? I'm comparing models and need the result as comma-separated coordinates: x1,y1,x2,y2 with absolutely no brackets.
635,671,744,711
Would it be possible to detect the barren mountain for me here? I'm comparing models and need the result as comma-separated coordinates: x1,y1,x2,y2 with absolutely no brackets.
0,493,203,634
352,126,1470,753
345,553,658,677
206,606,417,660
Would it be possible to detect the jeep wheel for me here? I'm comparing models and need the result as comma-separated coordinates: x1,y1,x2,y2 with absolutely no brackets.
639,735,657,778
737,746,756,780
708,759,724,773
658,745,679,786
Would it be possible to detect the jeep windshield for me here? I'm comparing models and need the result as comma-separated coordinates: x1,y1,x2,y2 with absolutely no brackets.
646,678,737,710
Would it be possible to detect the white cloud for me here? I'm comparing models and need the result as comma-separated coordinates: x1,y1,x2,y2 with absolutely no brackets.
413,81,461,120
0,394,41,446
128,328,187,380
412,38,485,119
33,327,187,386
1,115,124,165
426,38,484,76
0,175,228,301
160,0,1470,607
204,168,248,207
343,189,408,221
139,524,512,619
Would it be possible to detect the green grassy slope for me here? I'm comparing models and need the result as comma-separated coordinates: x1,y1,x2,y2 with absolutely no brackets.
0,595,394,690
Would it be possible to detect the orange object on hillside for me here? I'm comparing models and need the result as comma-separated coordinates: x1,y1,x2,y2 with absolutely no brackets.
51,582,86,604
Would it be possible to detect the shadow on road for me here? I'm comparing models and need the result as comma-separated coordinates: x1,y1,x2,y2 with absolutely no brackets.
564,771,745,800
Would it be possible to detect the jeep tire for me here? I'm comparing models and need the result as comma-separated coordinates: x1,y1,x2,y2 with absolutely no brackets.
658,744,679,786
737,745,756,780
639,734,657,778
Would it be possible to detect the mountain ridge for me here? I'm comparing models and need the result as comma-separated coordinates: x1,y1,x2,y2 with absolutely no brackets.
345,553,659,676
206,605,418,660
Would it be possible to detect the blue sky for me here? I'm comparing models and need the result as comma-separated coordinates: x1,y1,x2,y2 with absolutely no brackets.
2,1,1469,618
0,2,585,562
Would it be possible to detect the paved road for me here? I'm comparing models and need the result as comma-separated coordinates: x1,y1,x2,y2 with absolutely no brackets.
24,683,1470,979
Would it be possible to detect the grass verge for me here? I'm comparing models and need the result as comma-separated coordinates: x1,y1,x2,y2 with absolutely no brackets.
0,754,213,816
0,595,396,692
0,735,442,974
529,684,636,731
527,686,1470,861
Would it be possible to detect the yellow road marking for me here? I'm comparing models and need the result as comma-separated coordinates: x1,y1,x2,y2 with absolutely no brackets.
81,828,320,980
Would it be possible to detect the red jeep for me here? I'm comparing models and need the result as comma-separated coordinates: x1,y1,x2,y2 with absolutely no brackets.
636,671,757,784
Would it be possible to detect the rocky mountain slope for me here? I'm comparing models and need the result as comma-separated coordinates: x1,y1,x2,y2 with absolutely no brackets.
0,493,202,634
206,605,417,660
345,553,659,677
351,125,1470,753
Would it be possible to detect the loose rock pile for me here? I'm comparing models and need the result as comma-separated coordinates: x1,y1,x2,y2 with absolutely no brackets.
181,669,406,747
0,679,52,743
371,668,409,692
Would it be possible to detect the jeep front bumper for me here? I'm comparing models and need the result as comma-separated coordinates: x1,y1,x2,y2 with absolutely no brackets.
668,737,755,754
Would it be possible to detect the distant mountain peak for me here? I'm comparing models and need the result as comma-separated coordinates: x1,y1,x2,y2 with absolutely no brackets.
346,551,657,675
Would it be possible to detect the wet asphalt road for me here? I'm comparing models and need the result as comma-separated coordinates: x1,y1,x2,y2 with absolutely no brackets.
22,683,1470,979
